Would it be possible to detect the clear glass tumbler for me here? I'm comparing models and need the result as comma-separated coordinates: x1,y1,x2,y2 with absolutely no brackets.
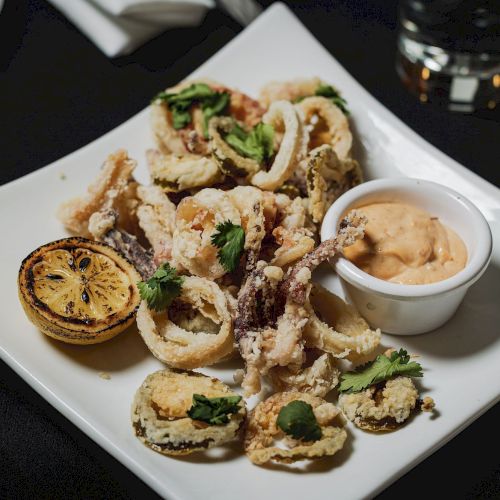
397,0,500,112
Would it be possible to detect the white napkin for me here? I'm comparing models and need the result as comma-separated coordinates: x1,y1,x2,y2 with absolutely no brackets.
46,0,261,58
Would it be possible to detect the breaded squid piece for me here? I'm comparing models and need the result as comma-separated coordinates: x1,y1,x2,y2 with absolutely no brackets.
57,149,138,238
271,226,315,268
228,186,266,269
136,184,177,266
171,188,241,279
258,77,323,108
338,377,434,432
269,352,340,397
305,144,363,224
250,101,308,191
136,276,234,369
132,369,246,456
147,149,224,193
297,96,352,159
244,392,347,465
303,283,381,360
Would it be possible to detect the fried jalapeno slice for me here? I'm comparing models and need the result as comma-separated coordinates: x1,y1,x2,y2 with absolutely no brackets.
244,392,346,465
338,376,424,432
305,144,363,224
136,276,234,369
132,369,246,456
209,117,261,178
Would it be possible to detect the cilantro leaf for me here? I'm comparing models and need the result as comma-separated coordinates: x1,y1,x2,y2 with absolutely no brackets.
201,91,231,138
187,394,242,425
277,400,322,441
224,122,275,163
137,263,184,312
152,83,230,134
339,348,423,393
211,221,245,273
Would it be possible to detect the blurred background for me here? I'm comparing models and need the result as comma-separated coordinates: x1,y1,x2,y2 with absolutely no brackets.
1,1,499,499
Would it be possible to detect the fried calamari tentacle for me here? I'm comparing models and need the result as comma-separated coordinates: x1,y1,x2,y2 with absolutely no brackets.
279,210,367,307
136,184,176,266
244,392,347,465
303,283,381,360
269,352,340,397
209,117,261,178
235,262,307,396
306,145,363,224
88,208,155,280
250,101,308,191
147,149,224,193
172,188,241,279
136,276,235,369
338,377,428,432
297,96,352,159
132,369,246,456
57,149,138,238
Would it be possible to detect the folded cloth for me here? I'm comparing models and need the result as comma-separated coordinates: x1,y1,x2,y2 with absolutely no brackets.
46,0,261,58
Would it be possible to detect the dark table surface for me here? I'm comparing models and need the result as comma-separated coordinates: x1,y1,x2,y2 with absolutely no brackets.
1,1,499,498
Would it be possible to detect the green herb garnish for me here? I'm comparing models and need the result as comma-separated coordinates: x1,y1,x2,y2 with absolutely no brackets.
224,122,275,163
276,400,322,441
137,263,183,312
211,220,245,273
153,83,230,136
339,349,423,393
187,394,242,425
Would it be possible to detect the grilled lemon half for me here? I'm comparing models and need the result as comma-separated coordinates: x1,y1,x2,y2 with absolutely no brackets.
18,237,142,345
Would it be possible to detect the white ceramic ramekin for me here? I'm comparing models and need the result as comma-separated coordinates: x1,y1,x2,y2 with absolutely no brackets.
321,178,492,335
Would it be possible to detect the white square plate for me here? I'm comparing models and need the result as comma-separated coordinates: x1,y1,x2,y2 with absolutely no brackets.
1,4,499,499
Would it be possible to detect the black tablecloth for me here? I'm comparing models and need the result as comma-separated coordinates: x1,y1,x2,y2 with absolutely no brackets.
1,1,499,498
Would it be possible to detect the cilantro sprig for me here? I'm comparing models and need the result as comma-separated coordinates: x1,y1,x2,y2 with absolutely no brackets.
187,394,242,425
137,263,184,312
224,122,275,164
339,349,423,393
294,83,349,115
277,400,322,442
211,220,245,273
153,83,230,136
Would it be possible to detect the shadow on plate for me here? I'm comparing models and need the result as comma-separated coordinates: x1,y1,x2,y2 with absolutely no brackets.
42,323,151,372
401,261,500,358
170,439,242,464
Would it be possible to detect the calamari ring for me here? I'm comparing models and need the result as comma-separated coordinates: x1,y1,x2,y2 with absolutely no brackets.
338,376,425,432
306,145,363,223
258,78,323,108
250,101,308,191
268,352,340,397
297,96,352,159
271,226,315,268
244,391,347,465
132,368,246,456
136,276,234,369
147,149,223,193
209,117,261,178
303,283,381,360
172,188,241,279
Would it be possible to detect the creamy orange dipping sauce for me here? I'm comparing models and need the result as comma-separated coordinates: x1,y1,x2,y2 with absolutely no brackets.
344,202,467,285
